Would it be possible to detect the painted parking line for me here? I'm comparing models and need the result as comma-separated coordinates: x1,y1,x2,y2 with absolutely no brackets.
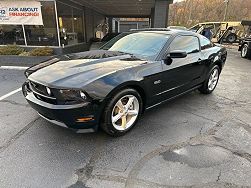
0,88,22,101
0,66,29,70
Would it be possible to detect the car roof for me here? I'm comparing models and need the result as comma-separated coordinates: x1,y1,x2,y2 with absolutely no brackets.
132,28,200,37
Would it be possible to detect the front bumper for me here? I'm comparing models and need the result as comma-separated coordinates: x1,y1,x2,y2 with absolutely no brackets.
23,82,99,132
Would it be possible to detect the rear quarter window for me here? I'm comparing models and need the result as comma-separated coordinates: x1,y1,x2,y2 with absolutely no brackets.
200,36,214,50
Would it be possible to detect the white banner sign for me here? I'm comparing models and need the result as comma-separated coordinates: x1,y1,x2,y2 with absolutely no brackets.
0,1,43,25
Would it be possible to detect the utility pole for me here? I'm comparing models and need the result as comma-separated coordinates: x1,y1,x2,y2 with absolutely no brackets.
223,0,230,21
187,0,193,26
188,0,193,21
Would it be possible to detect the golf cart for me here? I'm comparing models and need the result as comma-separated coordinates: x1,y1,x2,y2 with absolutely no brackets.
238,20,251,58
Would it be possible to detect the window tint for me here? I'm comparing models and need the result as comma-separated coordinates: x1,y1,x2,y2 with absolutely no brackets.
109,33,170,60
169,35,200,54
200,36,213,50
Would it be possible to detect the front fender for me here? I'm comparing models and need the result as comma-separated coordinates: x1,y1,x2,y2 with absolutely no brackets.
239,41,251,51
83,68,144,102
82,71,145,125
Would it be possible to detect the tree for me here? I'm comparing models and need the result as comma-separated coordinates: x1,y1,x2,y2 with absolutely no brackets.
168,0,251,27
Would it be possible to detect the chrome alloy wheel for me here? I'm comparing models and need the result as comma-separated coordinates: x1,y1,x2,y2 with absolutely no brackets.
241,45,248,57
208,68,219,91
111,95,139,131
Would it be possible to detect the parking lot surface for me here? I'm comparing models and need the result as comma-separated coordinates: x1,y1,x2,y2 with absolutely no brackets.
0,50,251,188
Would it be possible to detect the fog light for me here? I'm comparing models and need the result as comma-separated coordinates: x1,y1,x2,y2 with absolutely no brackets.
46,87,51,95
76,117,94,122
80,91,87,100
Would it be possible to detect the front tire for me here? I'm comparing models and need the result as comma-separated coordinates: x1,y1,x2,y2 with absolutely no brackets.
101,88,143,136
199,65,220,94
241,44,251,58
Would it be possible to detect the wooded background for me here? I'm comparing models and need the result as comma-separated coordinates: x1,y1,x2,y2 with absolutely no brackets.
169,0,251,27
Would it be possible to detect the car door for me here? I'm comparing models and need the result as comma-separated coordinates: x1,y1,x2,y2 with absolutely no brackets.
160,35,205,99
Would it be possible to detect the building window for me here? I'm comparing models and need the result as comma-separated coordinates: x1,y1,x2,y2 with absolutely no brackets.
24,1,58,46
0,0,85,47
0,25,25,45
73,8,84,43
57,2,85,46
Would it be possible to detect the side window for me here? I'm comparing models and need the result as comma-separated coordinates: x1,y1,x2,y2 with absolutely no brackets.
200,36,213,50
169,36,200,54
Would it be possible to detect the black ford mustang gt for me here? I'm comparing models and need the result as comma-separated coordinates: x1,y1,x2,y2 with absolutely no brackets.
22,29,227,136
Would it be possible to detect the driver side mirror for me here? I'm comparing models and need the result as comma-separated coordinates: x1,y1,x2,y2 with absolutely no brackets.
163,50,187,65
169,50,187,58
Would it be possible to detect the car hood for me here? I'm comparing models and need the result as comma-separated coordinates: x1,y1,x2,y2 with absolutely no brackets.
28,54,146,88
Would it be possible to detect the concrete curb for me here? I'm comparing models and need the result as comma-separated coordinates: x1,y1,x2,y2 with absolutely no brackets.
0,55,53,67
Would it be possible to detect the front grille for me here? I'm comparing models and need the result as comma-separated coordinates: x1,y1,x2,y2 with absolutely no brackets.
33,93,57,105
29,81,57,104
29,81,50,97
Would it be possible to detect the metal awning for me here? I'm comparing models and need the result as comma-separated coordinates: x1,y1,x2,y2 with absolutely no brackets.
72,0,171,17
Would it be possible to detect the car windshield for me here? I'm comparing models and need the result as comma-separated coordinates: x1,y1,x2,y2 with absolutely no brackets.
100,32,131,50
108,32,170,60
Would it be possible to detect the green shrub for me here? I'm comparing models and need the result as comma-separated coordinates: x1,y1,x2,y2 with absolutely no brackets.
19,51,30,56
0,45,25,55
29,47,53,56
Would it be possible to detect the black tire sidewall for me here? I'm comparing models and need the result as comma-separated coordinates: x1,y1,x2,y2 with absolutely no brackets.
101,88,143,136
241,44,248,58
199,65,220,94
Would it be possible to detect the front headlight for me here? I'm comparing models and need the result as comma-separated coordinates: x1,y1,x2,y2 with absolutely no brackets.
79,91,87,100
46,87,52,96
59,89,88,104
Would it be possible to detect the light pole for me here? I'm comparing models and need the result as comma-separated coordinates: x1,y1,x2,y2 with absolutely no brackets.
223,0,230,21
188,0,193,21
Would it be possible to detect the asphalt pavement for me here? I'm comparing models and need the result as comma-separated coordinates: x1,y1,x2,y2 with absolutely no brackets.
0,49,251,188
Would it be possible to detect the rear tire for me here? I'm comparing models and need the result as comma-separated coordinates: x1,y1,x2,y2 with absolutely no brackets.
241,44,251,58
199,65,220,94
101,88,143,137
226,33,237,43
